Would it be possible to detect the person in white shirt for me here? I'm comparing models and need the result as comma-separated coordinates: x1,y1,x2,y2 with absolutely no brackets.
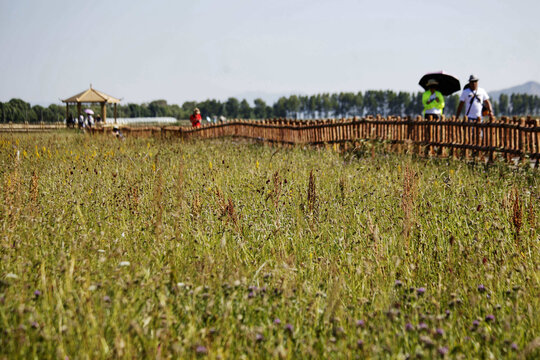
456,75,494,121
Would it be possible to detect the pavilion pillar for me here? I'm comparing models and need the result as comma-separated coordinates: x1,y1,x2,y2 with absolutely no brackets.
66,103,69,123
114,103,117,124
101,102,107,123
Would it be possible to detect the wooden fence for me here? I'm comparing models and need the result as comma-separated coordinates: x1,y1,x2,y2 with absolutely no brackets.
3,117,539,164
0,122,65,133
95,116,540,163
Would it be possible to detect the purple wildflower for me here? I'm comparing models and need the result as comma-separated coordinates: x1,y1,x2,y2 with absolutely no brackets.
334,326,345,336
405,323,414,331
248,291,255,298
395,280,403,287
357,339,364,348
472,320,480,327
477,284,486,293
437,346,449,356
417,287,426,295
273,318,281,325
34,290,42,297
436,328,445,337
255,333,264,342
31,321,39,329
103,295,111,302
485,314,495,322
195,346,208,355
418,322,428,331
356,319,365,328
285,323,294,333
511,342,518,351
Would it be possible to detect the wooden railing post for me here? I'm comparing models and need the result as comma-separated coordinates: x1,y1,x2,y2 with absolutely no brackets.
519,117,527,164
535,120,540,168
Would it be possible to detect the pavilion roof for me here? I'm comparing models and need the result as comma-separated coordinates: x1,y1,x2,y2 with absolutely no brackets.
62,86,120,104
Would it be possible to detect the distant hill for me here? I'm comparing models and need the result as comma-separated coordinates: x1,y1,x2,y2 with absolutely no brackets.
490,81,540,101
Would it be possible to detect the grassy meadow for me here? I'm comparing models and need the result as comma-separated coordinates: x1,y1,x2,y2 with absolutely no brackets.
0,132,539,359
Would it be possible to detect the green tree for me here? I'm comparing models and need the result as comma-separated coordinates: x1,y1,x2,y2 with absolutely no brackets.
397,92,411,117
329,93,339,117
386,90,402,116
225,97,240,118
287,95,301,119
273,97,288,118
498,94,509,115
197,99,224,117
5,99,34,122
239,99,252,119
149,100,169,117
511,94,524,115
338,92,356,117
364,91,378,115
182,101,198,116
355,92,364,116
253,98,267,119
308,95,318,118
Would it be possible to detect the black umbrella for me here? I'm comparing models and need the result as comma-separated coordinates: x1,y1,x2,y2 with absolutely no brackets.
419,71,461,96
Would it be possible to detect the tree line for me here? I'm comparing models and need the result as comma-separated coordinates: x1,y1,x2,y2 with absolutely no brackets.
1,91,539,123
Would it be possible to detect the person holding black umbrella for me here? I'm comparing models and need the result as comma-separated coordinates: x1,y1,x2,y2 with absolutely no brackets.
422,79,445,119
456,75,494,121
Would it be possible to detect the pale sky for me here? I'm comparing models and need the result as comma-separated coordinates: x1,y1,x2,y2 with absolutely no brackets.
1,0,539,105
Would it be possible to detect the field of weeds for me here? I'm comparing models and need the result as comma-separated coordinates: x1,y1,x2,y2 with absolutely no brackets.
0,133,539,359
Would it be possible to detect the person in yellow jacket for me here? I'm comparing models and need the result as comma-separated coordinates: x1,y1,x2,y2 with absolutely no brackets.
422,79,445,119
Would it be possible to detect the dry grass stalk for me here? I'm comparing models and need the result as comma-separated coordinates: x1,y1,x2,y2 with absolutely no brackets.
191,193,201,219
401,165,417,242
226,197,240,232
307,170,318,216
527,192,536,231
3,164,21,226
176,157,185,212
29,170,39,215
127,185,140,215
153,160,164,239
216,189,226,215
266,171,283,208
511,187,523,242
173,158,185,240
366,212,380,244
271,171,282,208
215,189,240,231
339,176,346,206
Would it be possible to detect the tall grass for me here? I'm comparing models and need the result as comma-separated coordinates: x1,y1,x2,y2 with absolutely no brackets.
0,133,538,359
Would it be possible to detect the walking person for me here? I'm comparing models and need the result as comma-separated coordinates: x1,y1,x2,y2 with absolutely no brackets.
456,75,494,121
422,79,445,119
190,108,202,128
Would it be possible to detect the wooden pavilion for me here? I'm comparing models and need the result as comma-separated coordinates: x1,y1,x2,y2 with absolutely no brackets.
62,85,121,123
